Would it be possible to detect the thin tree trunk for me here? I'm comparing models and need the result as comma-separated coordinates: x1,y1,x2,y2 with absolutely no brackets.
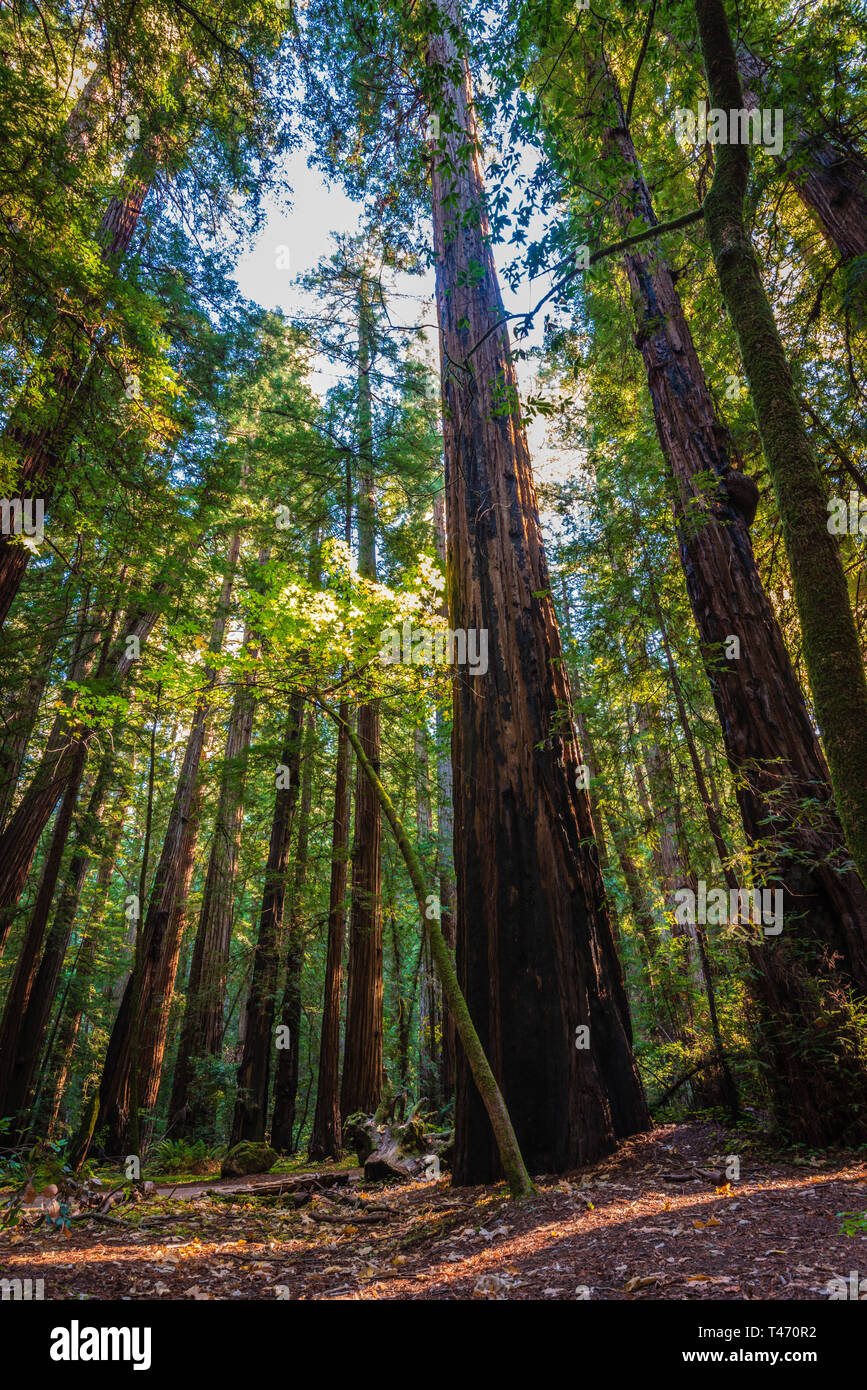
231,697,306,1145
1,726,120,1130
40,798,125,1137
270,707,317,1151
0,565,183,925
307,700,352,1160
73,534,241,1162
169,625,257,1137
414,722,441,1111
0,744,87,1112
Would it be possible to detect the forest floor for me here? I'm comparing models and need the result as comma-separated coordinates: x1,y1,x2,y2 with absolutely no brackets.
2,1122,866,1300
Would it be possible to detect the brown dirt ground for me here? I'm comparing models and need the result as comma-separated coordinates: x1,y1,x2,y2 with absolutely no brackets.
2,1123,866,1300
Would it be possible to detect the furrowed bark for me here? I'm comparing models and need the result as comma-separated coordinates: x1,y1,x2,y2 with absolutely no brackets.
427,0,648,1184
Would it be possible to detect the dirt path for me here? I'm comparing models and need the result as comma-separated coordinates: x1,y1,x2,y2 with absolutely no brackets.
2,1124,866,1300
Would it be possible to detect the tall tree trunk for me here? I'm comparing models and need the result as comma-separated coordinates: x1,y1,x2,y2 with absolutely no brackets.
1,727,120,1131
588,53,867,1142
0,744,87,1112
169,628,257,1138
0,565,183,926
673,800,740,1119
340,282,384,1119
307,700,352,1160
39,792,125,1136
231,698,306,1145
693,0,867,907
320,695,535,1198
641,553,737,890
414,723,441,1110
433,491,457,1099
427,0,648,1184
74,535,240,1161
138,751,209,1143
592,54,867,978
270,708,317,1152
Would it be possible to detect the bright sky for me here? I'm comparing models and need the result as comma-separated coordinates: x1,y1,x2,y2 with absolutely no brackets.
231,145,583,487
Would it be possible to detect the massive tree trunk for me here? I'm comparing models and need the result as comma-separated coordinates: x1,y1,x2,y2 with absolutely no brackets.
231,697,306,1145
307,700,352,1161
319,696,534,1197
138,755,209,1140
692,0,867,904
591,58,867,972
427,0,648,1184
340,283,384,1120
414,722,442,1110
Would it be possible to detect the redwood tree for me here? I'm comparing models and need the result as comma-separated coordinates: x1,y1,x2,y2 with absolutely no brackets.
427,0,648,1183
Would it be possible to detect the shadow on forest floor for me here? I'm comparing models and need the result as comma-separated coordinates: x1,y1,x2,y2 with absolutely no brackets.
1,1123,865,1299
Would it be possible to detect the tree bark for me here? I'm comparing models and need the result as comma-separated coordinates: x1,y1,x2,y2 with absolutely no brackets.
693,0,867,906
270,708,317,1151
169,625,257,1138
340,282,384,1120
0,727,120,1130
231,697,306,1145
432,493,457,1099
587,56,867,984
0,564,184,926
307,700,352,1161
39,808,124,1137
427,0,648,1184
74,534,240,1160
585,51,867,1142
318,695,535,1199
